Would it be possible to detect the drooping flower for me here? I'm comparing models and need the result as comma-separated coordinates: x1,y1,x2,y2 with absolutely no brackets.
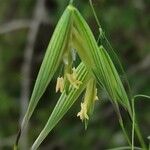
77,102,89,121
56,77,64,93
77,79,98,125
66,67,82,89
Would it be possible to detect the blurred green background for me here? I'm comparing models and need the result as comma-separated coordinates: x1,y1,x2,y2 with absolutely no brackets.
0,0,149,149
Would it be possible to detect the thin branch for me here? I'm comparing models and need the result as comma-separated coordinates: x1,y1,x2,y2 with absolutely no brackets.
0,14,51,35
0,20,31,34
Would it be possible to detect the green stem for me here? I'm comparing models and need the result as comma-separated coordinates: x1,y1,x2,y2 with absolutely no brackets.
131,98,135,150
13,144,17,150
105,146,142,150
69,0,74,5
128,103,147,150
119,116,131,146
89,0,101,28
112,101,131,146
135,123,147,149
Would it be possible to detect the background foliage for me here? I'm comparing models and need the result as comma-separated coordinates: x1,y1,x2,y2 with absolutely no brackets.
0,0,149,149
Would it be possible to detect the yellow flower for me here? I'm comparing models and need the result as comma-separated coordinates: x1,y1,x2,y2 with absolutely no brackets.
94,88,99,101
77,79,98,122
66,67,82,89
56,77,64,93
77,102,89,121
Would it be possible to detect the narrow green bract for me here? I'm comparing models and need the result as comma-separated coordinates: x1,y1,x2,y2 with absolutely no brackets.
20,5,74,136
72,7,131,110
31,63,90,150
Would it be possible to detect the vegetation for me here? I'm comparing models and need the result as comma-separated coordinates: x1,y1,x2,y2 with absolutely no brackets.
0,0,149,150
